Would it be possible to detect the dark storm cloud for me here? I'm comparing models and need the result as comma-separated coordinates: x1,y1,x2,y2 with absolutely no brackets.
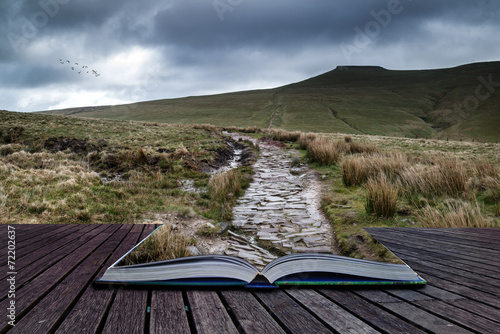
1,0,499,111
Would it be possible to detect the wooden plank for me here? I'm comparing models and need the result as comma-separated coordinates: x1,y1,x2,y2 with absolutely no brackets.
187,290,239,334
375,240,500,279
400,260,500,297
405,228,500,250
382,245,500,283
102,289,148,334
414,299,500,333
414,271,500,309
286,289,380,334
11,224,73,251
0,224,97,284
54,225,136,334
220,290,286,334
319,289,426,334
372,237,500,274
254,290,333,334
0,224,75,267
389,287,500,324
0,224,62,249
1,224,119,333
354,290,472,334
368,229,500,263
150,290,190,334
101,224,153,334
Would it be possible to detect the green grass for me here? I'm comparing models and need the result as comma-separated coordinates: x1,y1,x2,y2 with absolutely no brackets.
39,61,500,142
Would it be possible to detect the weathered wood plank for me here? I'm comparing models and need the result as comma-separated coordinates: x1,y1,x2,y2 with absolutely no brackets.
0,224,64,250
0,224,113,325
383,247,500,285
413,271,500,309
404,228,500,250
5,224,122,333
319,289,426,334
354,290,472,334
287,289,380,334
150,290,190,334
368,229,500,263
10,224,73,251
102,289,148,334
414,299,500,333
255,289,333,334
54,225,136,334
388,286,500,324
187,290,239,334
100,224,155,334
375,241,500,279
372,237,500,274
0,224,98,285
400,260,500,297
220,290,286,334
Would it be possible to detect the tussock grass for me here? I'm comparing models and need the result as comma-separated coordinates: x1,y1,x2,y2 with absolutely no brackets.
473,159,498,179
244,126,260,133
269,129,301,142
298,132,319,150
342,152,409,187
209,170,241,202
341,156,368,187
365,174,399,218
417,200,495,227
306,137,340,166
119,224,192,265
399,157,471,199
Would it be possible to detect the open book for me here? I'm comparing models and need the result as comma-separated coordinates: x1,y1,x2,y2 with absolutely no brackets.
96,226,426,288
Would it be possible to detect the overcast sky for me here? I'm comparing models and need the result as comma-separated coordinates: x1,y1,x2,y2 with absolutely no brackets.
1,0,499,112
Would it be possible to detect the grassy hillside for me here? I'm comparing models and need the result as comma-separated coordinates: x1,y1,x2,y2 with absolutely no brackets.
0,110,256,224
41,61,500,141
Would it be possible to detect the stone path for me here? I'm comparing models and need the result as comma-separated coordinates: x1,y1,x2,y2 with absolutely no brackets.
224,133,335,269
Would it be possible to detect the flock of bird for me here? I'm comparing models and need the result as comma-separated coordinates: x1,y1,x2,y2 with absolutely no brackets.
59,59,100,77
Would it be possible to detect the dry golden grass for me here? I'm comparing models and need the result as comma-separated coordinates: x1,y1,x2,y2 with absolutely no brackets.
209,169,241,202
341,152,409,187
341,156,368,187
472,159,499,179
417,199,494,227
399,156,472,199
306,137,340,166
365,174,399,218
298,132,319,150
119,224,192,265
269,129,302,142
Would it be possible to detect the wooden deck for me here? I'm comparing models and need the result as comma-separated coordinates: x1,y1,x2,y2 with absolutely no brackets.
1,225,499,334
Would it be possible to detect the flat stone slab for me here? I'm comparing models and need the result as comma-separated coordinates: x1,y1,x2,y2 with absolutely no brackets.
227,132,334,258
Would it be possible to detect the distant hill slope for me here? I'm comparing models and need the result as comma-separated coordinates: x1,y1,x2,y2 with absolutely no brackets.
41,61,500,142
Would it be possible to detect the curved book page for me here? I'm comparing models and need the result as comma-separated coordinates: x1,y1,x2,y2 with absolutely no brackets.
260,253,424,284
98,255,259,284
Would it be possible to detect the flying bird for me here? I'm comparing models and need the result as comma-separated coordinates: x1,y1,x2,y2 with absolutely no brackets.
71,67,74,70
